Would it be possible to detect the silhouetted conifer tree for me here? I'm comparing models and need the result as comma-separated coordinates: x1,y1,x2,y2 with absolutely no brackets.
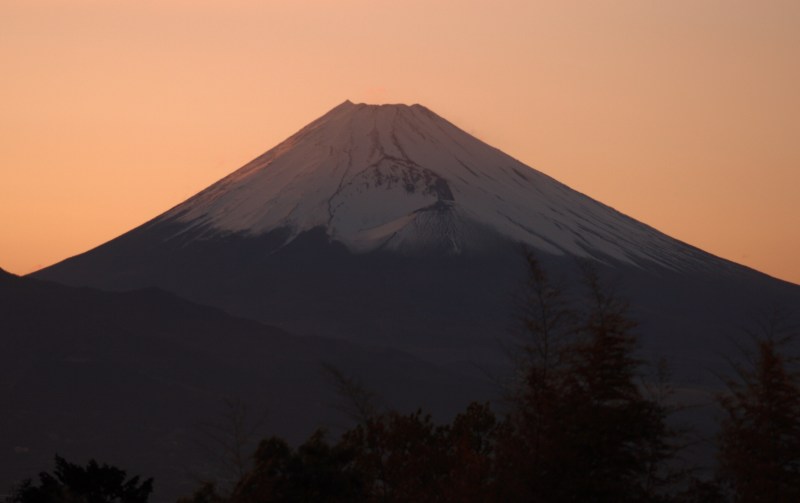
442,402,499,502
228,431,363,503
718,312,800,502
340,409,450,502
496,252,577,500
560,264,678,501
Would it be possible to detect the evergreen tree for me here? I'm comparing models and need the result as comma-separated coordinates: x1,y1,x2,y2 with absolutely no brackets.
718,316,800,502
557,264,677,501
440,402,499,502
339,409,450,502
228,431,362,503
497,252,577,500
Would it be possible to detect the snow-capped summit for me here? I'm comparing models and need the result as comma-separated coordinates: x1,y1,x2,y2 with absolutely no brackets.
162,100,702,268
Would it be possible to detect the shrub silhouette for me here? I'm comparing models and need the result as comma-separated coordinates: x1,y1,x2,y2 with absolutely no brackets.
7,455,153,503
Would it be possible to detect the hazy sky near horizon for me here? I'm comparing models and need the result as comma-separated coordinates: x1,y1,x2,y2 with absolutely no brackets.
2,0,799,284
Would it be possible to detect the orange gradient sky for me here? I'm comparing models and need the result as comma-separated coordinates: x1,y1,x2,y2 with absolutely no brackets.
2,0,799,284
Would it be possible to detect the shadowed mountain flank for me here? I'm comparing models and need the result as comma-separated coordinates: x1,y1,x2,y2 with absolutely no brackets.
0,274,490,500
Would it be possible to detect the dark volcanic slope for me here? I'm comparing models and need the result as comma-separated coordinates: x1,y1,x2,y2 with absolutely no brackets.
0,272,490,501
31,214,800,377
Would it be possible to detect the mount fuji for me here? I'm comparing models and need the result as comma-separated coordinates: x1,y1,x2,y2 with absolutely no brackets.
16,101,800,498
35,101,799,379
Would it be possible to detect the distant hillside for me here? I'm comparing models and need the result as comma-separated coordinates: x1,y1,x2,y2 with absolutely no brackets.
0,274,490,501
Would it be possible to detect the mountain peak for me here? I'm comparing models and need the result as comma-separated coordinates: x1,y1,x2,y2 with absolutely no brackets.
319,99,432,122
338,99,424,108
160,102,704,268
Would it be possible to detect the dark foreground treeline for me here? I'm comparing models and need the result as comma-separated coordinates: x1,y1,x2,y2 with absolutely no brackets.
7,254,800,502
